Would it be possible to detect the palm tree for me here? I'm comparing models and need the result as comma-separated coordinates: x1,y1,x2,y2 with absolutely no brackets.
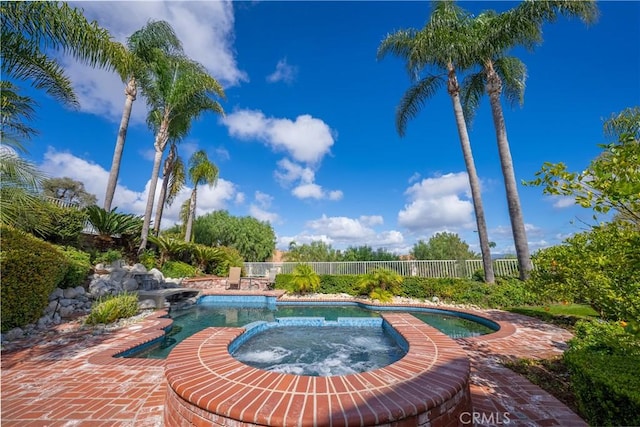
137,53,225,253
103,21,182,211
460,1,598,280
1,1,122,109
153,140,186,236
184,150,219,242
378,1,495,283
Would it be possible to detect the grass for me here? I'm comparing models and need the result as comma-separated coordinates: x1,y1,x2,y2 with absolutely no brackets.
506,304,599,329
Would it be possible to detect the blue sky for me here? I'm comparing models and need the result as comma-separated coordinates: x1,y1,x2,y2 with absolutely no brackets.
23,1,640,256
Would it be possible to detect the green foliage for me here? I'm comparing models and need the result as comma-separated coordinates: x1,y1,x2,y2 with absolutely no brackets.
211,246,244,277
41,204,88,246
138,249,158,270
411,232,478,260
0,226,68,331
357,268,403,302
284,240,339,262
287,264,320,294
339,245,400,261
147,235,187,266
85,205,143,252
93,249,123,265
530,221,640,321
161,260,197,279
564,320,640,426
85,292,139,325
527,107,640,226
507,304,599,329
185,243,223,273
193,210,276,262
59,246,91,288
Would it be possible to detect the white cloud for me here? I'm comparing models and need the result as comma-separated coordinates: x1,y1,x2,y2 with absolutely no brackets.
398,172,475,232
235,192,246,204
552,196,576,208
249,191,279,223
266,58,298,84
408,172,421,184
64,1,246,124
328,190,344,201
359,215,384,227
39,147,237,228
292,183,324,199
275,158,315,185
222,109,335,164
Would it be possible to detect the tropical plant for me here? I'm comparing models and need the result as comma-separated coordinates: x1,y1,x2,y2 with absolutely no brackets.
137,53,225,253
153,139,185,235
1,1,122,109
85,205,142,250
459,0,598,280
184,150,218,242
0,81,37,148
85,292,138,325
411,232,478,260
147,234,187,267
287,264,320,295
211,246,244,277
377,1,495,283
187,243,223,273
357,268,403,302
103,20,182,211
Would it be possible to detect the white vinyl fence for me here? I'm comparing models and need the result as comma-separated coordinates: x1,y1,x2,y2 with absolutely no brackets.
244,259,522,279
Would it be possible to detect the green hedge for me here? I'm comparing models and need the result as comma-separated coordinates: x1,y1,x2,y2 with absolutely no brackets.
274,274,540,308
564,320,640,426
1,226,69,331
59,246,92,288
161,260,197,278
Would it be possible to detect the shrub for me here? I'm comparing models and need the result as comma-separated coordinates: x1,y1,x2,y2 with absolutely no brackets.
59,246,91,288
93,249,123,265
287,264,320,294
211,246,244,277
138,249,158,270
564,320,640,426
161,260,197,278
357,268,403,302
1,226,69,331
85,292,138,325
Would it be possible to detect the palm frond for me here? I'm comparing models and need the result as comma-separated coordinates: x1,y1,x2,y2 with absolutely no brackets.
0,81,38,149
396,75,443,137
494,56,527,108
460,71,486,126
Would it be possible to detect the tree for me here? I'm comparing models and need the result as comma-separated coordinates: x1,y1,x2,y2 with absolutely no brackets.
0,81,37,149
340,245,400,261
85,205,142,251
527,107,640,226
411,232,478,260
153,140,185,236
1,1,122,109
284,240,340,262
377,1,495,283
192,211,276,262
459,0,598,280
103,20,182,211
137,52,225,253
42,176,96,207
184,150,218,242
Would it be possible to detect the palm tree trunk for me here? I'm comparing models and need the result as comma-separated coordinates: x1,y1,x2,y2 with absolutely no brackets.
447,66,495,283
153,177,168,236
104,77,136,211
139,119,169,253
184,187,197,242
485,61,532,280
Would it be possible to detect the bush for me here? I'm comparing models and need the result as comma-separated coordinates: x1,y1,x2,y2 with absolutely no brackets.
161,260,197,278
138,249,158,270
93,249,123,265
287,264,320,294
1,226,69,331
356,268,403,302
211,246,244,277
85,292,138,325
58,246,92,288
564,320,640,426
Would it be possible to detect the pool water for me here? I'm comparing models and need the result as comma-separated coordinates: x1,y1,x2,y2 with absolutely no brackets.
130,303,495,359
232,325,405,376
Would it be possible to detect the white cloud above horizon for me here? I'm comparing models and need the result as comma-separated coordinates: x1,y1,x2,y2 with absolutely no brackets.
266,58,298,84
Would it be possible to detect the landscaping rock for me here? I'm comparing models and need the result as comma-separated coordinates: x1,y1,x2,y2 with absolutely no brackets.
138,299,157,310
122,278,139,292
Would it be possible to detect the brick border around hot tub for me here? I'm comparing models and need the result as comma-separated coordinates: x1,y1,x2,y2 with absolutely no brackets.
164,312,472,427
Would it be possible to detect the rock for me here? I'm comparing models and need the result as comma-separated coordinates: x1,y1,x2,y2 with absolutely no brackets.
59,306,76,318
138,299,157,310
74,286,86,296
148,268,164,283
59,298,76,307
108,268,127,285
89,278,111,297
122,278,139,292
5,327,24,341
63,287,80,299
130,263,147,274
49,288,64,301
111,259,125,269
432,296,440,303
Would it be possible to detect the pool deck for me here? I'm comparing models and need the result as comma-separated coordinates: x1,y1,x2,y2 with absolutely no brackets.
0,291,586,426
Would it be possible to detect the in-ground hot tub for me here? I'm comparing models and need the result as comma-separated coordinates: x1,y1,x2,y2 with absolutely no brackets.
164,313,472,426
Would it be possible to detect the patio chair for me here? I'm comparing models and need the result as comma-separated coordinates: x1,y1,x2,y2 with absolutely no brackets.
226,267,241,290
267,269,277,290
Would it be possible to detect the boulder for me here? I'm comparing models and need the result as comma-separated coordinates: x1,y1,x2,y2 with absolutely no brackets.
49,288,64,301
130,263,148,274
138,299,157,310
122,277,139,292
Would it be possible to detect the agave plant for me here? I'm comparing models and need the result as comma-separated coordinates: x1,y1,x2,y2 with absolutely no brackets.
287,264,320,295
357,268,403,303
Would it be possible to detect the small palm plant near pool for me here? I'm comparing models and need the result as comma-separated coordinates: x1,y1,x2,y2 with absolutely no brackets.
288,263,320,294
357,267,402,302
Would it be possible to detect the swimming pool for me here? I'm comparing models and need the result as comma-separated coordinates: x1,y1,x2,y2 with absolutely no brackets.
125,295,498,359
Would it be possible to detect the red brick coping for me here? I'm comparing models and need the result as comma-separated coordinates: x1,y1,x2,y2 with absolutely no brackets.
164,313,472,427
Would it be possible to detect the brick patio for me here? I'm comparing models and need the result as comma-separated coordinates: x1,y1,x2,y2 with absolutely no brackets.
1,293,587,426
